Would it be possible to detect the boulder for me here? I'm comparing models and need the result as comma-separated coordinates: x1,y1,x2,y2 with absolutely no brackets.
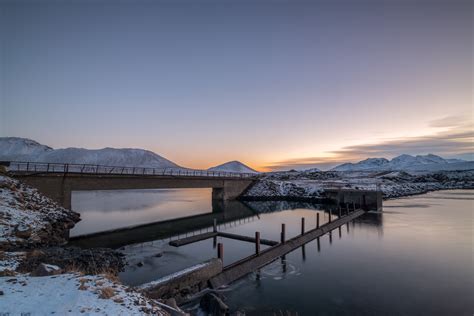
30,263,62,276
14,226,32,239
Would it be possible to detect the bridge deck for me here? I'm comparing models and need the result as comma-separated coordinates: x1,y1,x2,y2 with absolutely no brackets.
4,161,257,179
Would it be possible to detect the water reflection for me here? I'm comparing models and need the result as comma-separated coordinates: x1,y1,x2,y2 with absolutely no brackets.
70,188,213,236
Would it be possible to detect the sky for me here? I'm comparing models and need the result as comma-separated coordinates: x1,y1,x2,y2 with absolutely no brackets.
1,0,472,171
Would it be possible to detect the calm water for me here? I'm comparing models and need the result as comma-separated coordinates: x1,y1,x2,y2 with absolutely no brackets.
71,189,474,315
70,188,212,236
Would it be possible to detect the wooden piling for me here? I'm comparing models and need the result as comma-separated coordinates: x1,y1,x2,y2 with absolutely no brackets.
316,213,320,229
329,210,332,223
317,237,321,252
213,219,217,232
255,232,260,255
281,223,286,243
353,201,356,211
217,242,223,260
301,217,305,235
209,210,366,289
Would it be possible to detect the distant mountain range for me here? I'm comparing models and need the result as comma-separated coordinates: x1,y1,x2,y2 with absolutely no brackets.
331,154,473,172
0,137,257,173
1,137,471,173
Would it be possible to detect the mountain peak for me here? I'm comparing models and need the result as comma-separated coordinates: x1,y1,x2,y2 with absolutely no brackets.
0,137,53,161
208,161,258,173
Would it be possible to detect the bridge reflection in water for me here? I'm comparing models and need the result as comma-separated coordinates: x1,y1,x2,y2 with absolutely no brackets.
69,199,383,249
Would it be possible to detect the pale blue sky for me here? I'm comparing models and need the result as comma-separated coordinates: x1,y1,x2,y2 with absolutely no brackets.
1,0,472,170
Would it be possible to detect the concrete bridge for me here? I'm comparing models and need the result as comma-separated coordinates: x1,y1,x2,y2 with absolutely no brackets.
5,162,256,209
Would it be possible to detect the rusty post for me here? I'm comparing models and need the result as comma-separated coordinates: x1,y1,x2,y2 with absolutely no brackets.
255,232,260,255
281,223,286,243
217,243,223,261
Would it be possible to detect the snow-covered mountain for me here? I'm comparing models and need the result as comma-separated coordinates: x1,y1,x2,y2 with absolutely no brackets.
333,158,389,172
304,168,321,172
0,137,180,168
208,161,258,174
331,154,473,172
0,137,53,161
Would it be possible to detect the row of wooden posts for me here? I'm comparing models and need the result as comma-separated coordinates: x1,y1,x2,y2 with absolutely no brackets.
216,202,359,261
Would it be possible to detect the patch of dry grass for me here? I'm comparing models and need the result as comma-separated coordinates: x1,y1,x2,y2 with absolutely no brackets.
99,286,116,299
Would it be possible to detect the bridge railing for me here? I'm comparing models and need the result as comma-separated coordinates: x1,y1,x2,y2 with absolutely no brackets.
4,161,257,178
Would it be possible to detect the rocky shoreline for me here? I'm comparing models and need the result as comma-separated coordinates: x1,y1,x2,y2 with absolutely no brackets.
243,170,474,200
0,171,174,315
0,173,80,251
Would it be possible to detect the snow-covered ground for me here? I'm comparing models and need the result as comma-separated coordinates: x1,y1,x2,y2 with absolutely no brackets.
208,160,258,173
0,175,80,250
0,272,168,315
245,170,474,199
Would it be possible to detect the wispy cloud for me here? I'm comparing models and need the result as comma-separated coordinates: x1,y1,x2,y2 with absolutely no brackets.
265,116,473,171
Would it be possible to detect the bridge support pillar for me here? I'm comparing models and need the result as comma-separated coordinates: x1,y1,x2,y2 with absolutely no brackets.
212,180,253,201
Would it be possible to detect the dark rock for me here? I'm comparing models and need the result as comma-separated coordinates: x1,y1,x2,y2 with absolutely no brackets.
0,290,4,295
154,252,163,258
137,261,144,267
30,263,63,276
200,292,229,316
14,226,32,239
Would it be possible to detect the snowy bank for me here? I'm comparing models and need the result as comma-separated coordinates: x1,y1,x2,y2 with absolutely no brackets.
0,175,80,251
243,170,474,200
0,273,169,315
